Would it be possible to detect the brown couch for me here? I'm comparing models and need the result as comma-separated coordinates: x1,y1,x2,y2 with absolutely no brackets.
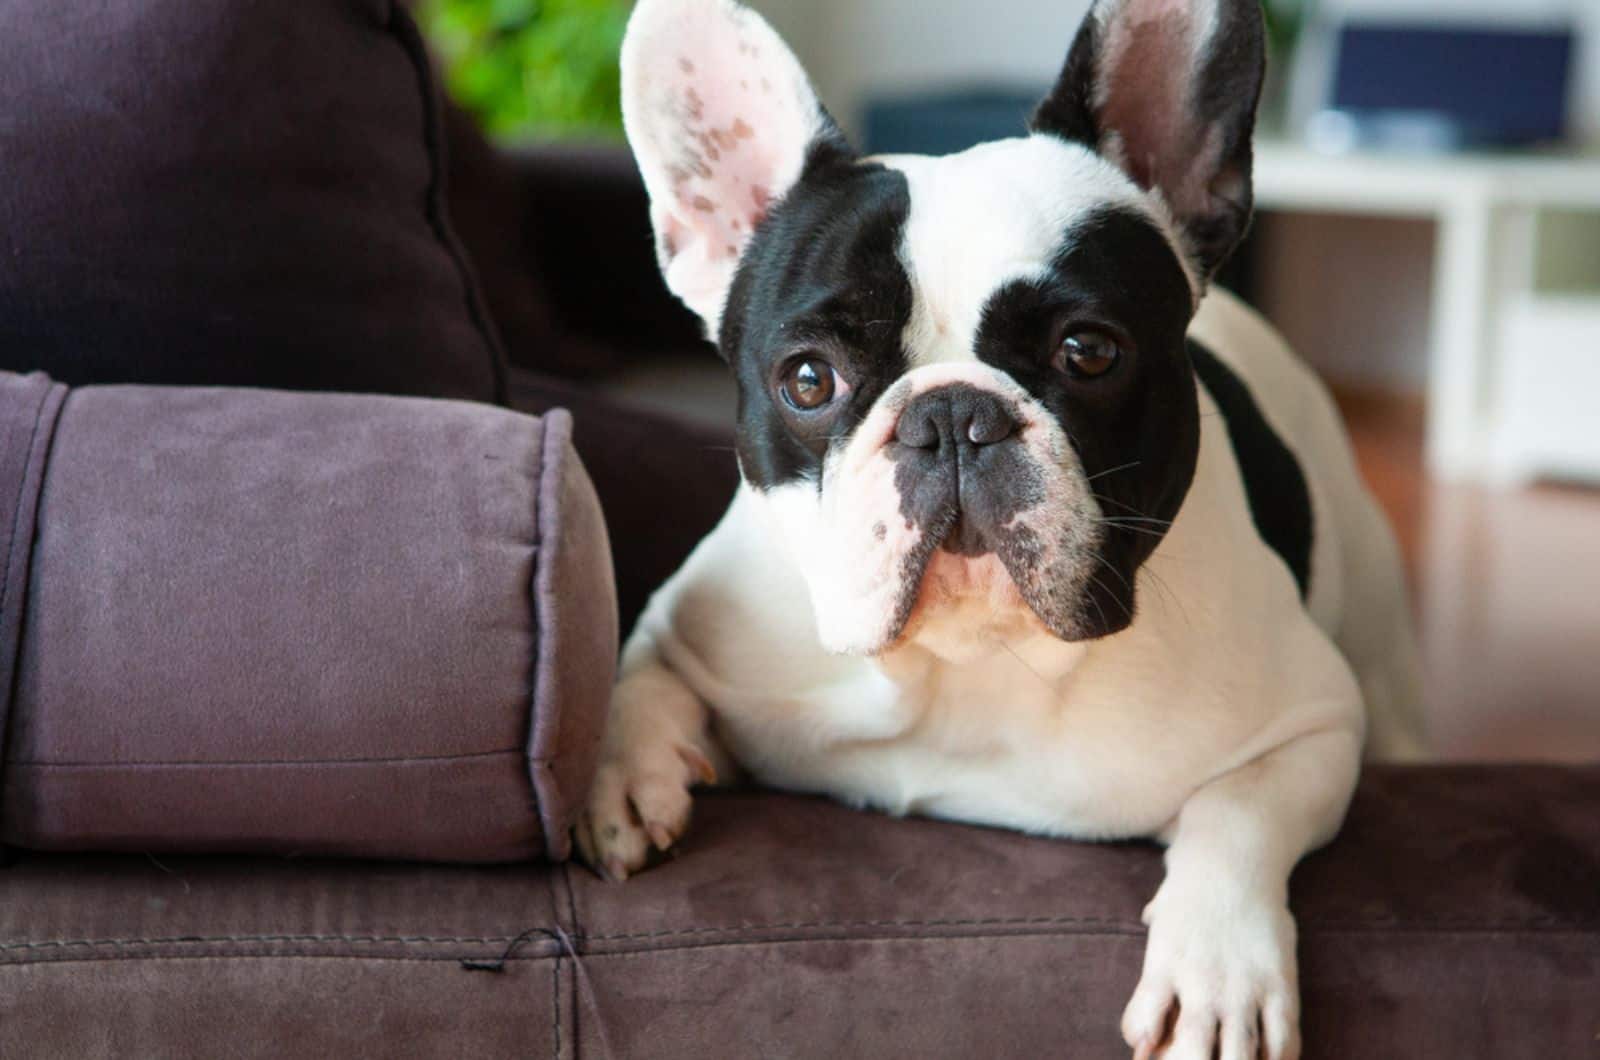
3,769,1596,1057
1,5,1595,1055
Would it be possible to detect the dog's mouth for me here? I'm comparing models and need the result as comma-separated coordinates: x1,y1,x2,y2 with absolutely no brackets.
880,501,1072,651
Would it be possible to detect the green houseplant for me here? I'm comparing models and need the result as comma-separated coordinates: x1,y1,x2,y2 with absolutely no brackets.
420,0,629,140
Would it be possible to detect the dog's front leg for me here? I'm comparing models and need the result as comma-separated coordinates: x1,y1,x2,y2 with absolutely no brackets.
1121,726,1361,1060
575,634,728,881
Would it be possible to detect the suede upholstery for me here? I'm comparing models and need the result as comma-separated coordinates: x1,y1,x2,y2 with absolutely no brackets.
0,373,616,863
0,766,1594,1057
0,0,505,402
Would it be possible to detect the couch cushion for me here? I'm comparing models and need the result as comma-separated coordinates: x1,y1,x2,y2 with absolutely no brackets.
509,368,739,632
1,766,1594,1057
0,0,505,402
0,374,615,863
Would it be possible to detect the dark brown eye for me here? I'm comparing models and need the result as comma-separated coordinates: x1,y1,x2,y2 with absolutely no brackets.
780,357,837,410
1055,331,1122,379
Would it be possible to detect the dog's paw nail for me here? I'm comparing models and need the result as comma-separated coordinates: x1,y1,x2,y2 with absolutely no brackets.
678,744,717,785
646,821,676,851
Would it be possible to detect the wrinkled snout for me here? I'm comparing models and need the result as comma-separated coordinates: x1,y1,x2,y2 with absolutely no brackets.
889,384,1040,557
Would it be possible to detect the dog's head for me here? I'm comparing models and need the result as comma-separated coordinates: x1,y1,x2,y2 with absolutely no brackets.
623,0,1264,657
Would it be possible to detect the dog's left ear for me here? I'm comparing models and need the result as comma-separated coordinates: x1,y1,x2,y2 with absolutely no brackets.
1030,0,1265,281
622,0,847,335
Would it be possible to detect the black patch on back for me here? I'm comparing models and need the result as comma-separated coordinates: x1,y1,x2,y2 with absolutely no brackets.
1189,339,1313,597
975,206,1200,636
719,142,914,489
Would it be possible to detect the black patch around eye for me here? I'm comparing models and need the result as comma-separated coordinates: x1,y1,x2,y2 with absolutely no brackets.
720,143,913,489
975,206,1200,634
1189,340,1313,597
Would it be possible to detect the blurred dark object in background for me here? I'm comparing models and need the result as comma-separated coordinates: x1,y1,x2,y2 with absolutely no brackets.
1303,21,1577,153
443,99,707,380
865,89,1038,158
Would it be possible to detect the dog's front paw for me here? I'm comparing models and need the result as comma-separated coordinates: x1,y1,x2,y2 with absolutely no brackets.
574,741,715,882
1121,880,1300,1060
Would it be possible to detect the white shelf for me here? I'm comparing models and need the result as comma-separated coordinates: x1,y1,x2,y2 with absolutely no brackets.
1251,141,1600,482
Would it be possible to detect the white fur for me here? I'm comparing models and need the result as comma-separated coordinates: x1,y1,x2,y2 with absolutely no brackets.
586,4,1425,1058
621,0,830,332
880,138,1201,338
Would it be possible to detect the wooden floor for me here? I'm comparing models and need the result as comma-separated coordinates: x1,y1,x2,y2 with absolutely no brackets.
1338,391,1600,762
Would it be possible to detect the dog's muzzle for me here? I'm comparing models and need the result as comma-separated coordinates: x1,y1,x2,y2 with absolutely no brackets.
888,384,1042,557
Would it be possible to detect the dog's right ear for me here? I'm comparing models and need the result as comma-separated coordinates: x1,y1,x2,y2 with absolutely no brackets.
1029,0,1265,282
622,0,846,336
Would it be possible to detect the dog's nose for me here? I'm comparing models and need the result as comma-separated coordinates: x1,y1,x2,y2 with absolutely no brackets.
895,385,1019,450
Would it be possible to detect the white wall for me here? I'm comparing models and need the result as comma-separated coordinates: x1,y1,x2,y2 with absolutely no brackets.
749,0,1091,137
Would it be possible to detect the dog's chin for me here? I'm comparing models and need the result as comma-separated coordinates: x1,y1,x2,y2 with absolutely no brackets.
881,550,1054,663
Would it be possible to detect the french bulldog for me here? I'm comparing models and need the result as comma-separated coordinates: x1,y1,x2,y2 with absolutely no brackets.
577,0,1426,1056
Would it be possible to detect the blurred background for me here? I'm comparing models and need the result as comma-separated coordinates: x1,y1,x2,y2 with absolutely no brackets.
424,0,1600,761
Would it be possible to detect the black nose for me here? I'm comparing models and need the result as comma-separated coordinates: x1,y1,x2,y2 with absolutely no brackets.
894,385,1019,451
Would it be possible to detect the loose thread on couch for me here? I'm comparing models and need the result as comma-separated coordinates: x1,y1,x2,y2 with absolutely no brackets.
459,925,544,973
460,924,615,1059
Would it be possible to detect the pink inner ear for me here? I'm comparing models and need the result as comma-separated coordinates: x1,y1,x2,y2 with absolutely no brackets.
1096,1,1212,218
651,20,815,265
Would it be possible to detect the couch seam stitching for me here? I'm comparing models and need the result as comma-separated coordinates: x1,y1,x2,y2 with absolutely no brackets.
6,923,1597,970
383,0,511,404
527,411,561,860
0,389,46,634
9,748,559,768
5,911,1595,952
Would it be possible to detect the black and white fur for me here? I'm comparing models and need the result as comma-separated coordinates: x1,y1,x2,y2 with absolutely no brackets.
578,2,1425,1056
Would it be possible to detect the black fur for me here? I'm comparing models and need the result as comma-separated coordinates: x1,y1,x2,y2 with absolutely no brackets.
974,207,1200,636
1189,340,1314,596
719,142,914,489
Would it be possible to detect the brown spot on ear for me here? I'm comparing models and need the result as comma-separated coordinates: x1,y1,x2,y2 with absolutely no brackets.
662,231,679,258
725,244,738,256
732,118,755,140
731,218,743,232
750,183,772,216
684,87,705,121
873,521,887,541
711,127,733,151
678,57,695,74
690,157,713,179
691,195,717,213
740,79,750,91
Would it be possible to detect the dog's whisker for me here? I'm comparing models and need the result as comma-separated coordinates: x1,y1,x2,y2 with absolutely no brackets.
1083,568,1125,624
1141,563,1193,629
1092,552,1132,593
1086,460,1142,483
1091,493,1173,522
1096,522,1170,541
1098,516,1174,528
995,638,1052,692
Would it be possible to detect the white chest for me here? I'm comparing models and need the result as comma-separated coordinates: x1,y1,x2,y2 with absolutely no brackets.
706,629,1220,841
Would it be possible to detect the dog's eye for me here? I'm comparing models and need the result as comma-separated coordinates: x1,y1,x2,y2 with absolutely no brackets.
780,357,838,411
1054,331,1122,379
